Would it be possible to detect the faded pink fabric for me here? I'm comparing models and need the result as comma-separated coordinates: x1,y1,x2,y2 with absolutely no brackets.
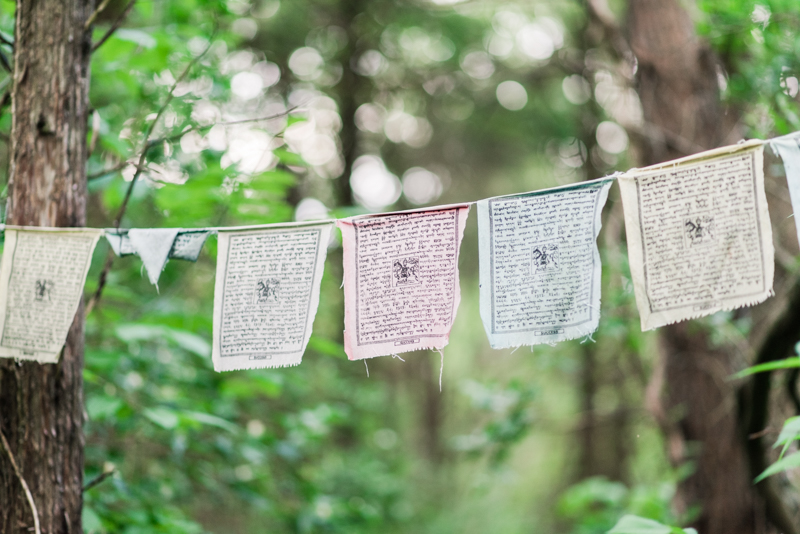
337,205,470,360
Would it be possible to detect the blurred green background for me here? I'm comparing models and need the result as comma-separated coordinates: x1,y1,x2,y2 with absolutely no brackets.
2,0,800,532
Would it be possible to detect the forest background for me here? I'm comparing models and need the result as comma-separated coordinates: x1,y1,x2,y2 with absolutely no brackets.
2,0,800,533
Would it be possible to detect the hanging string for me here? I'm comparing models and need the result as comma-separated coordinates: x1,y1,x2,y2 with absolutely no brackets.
0,134,781,236
435,349,444,392
391,354,405,362
364,360,369,378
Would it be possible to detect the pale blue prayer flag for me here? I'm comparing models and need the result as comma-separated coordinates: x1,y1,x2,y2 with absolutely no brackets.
477,178,613,349
170,230,212,261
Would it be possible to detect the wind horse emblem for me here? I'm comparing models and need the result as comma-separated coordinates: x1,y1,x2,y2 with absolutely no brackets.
255,278,280,304
392,257,420,287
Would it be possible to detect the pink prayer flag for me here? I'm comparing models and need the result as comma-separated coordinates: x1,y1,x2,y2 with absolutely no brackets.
337,205,470,360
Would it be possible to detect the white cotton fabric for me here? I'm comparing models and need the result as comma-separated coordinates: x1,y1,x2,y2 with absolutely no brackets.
128,228,181,286
212,221,333,371
618,141,774,331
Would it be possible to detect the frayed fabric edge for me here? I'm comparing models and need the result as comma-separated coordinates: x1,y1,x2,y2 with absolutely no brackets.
214,360,302,372
642,289,775,332
347,342,448,361
487,325,599,351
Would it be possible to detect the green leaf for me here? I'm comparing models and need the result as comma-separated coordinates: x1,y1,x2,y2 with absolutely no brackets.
113,28,157,49
608,515,696,534
86,396,123,421
728,357,800,380
83,506,104,534
115,323,210,358
773,416,800,450
169,330,211,358
755,451,800,483
144,407,180,430
182,411,238,433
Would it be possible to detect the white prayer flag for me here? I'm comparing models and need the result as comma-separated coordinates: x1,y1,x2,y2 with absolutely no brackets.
105,229,136,256
337,205,470,360
0,227,102,362
771,135,800,246
128,228,181,286
477,179,613,348
618,141,774,331
211,222,333,371
106,228,213,262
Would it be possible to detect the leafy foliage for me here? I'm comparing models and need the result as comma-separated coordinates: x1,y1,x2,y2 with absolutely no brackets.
2,0,800,532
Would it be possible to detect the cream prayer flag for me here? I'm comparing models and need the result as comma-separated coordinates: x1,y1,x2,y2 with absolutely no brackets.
337,205,470,360
0,227,102,362
618,141,774,331
771,135,800,246
211,222,333,371
477,178,613,348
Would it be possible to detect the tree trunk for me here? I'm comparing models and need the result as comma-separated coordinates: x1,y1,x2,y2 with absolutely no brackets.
0,1,93,533
624,1,792,533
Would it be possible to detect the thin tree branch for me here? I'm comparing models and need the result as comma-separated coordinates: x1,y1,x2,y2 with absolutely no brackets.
146,107,300,146
113,34,214,229
84,0,113,30
88,161,130,181
91,0,137,53
85,249,115,317
87,33,215,314
0,430,41,534
87,109,298,182
83,467,116,492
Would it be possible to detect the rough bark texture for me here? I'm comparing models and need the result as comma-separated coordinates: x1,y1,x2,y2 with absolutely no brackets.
0,0,93,533
335,0,364,207
626,1,764,533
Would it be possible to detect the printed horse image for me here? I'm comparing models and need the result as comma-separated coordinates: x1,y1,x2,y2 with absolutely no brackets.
256,278,280,303
532,244,559,272
393,258,419,286
34,279,53,302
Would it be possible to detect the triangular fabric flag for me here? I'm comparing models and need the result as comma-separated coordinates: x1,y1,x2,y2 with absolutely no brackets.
618,140,774,331
211,221,333,371
106,228,212,262
336,204,470,360
771,135,800,245
128,228,181,286
169,230,212,261
105,229,135,256
477,178,613,349
0,227,102,363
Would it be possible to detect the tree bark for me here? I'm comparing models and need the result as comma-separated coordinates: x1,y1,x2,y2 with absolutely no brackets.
0,0,93,533
625,1,765,533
